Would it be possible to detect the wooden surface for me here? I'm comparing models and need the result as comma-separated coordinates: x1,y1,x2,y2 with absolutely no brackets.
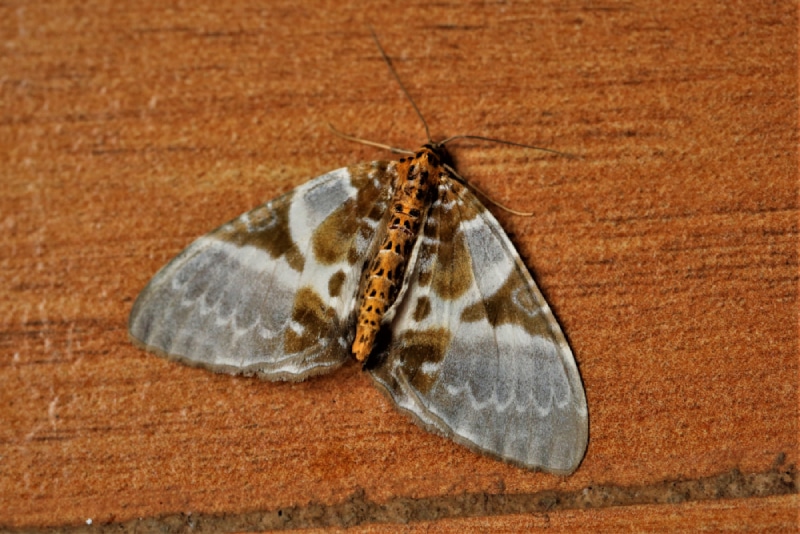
1,0,797,531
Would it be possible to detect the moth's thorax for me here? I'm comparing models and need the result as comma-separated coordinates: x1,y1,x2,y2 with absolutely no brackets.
351,146,445,361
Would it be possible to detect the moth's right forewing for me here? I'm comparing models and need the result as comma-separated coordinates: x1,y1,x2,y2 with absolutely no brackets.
129,162,396,381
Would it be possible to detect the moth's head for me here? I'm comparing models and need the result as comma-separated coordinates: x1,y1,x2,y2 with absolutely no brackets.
420,142,454,171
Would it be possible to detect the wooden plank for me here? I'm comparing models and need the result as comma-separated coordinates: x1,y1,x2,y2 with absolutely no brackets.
0,0,796,530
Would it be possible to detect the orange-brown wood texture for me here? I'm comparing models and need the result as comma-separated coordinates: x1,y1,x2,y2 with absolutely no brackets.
1,0,797,532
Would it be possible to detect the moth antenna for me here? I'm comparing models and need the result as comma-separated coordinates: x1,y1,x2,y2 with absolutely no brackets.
348,30,569,218
440,135,574,217
328,123,415,156
441,134,575,159
370,27,433,142
443,163,535,217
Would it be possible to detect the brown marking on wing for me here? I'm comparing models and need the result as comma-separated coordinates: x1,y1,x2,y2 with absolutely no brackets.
328,270,346,297
382,327,451,395
461,272,553,339
424,184,475,300
312,162,392,266
217,192,305,272
412,295,432,322
284,286,338,354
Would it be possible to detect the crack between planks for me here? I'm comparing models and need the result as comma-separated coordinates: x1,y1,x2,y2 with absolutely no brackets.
5,462,797,533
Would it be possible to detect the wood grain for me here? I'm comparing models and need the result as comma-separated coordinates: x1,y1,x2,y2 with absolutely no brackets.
1,0,796,531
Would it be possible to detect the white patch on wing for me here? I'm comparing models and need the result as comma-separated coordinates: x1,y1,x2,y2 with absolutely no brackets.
459,217,515,297
289,168,357,237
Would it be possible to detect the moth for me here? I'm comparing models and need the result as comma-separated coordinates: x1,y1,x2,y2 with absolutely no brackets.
129,35,588,475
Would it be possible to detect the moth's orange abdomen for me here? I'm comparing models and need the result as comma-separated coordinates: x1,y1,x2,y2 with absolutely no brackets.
351,148,441,361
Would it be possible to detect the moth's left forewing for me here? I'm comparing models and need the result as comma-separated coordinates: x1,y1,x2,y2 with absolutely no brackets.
368,177,588,475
